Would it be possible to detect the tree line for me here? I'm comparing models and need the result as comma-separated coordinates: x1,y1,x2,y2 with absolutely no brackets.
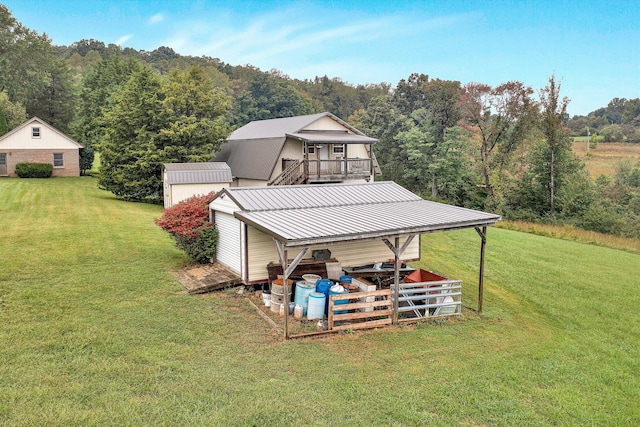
1,4,638,237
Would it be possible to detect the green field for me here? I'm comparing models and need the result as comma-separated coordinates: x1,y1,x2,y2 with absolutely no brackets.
1,178,639,426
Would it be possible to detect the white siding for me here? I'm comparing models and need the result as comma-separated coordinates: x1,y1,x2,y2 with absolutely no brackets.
246,225,420,283
166,183,228,208
214,212,242,274
303,116,351,132
234,178,268,187
0,119,81,150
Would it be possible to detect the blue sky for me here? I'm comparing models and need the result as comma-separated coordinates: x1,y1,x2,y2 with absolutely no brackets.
4,0,639,116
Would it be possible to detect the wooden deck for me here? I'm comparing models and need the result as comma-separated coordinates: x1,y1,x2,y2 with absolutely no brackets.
172,262,242,294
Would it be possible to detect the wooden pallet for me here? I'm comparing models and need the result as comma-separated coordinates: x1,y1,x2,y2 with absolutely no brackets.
327,289,392,331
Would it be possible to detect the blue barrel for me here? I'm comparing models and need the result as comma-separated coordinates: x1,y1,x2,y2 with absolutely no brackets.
315,279,333,313
307,292,326,320
294,281,315,316
339,275,353,284
329,287,350,314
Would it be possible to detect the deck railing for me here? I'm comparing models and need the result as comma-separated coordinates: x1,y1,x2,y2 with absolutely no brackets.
306,158,372,179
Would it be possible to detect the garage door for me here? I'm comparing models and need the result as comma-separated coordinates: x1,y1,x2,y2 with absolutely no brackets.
215,211,242,274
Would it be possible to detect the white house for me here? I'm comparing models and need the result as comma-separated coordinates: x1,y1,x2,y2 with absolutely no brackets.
0,117,83,177
212,112,381,187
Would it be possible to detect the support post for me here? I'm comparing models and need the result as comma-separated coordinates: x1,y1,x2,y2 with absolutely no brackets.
382,235,415,325
393,236,400,324
273,239,309,339
475,226,487,314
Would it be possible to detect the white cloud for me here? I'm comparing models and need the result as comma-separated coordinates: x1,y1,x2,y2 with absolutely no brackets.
157,6,475,83
115,34,133,46
149,14,164,25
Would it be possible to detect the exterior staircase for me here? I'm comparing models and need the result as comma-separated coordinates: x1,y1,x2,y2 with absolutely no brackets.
268,160,307,186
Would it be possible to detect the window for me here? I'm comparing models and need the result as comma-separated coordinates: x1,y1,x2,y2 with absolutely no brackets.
332,144,345,155
53,153,64,167
303,144,316,155
32,127,41,138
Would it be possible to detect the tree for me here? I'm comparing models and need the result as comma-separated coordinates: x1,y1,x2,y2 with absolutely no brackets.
0,4,52,107
536,75,580,218
459,81,536,210
0,91,27,130
232,73,314,126
26,56,76,133
70,54,143,148
392,73,429,115
350,95,409,184
99,67,167,202
99,66,230,203
157,66,230,163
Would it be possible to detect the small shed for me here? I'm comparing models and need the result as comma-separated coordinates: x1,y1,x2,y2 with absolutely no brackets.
163,162,232,208
0,117,83,177
209,181,501,338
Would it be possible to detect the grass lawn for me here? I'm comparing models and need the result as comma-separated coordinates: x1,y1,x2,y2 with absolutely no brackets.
1,178,639,426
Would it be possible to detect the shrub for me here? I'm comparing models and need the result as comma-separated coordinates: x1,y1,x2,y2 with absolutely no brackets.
15,162,53,178
155,192,218,263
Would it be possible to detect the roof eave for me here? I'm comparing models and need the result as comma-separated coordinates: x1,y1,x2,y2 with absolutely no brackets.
234,213,501,248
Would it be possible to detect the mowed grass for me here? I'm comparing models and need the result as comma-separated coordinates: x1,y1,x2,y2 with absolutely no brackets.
1,178,639,426
572,141,640,177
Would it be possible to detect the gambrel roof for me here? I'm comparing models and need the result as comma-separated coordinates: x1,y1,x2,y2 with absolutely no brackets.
212,112,377,181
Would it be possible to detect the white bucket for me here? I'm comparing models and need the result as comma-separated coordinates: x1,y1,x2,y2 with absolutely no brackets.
307,292,326,320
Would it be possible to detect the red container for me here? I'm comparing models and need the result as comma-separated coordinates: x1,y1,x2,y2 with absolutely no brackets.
404,269,447,283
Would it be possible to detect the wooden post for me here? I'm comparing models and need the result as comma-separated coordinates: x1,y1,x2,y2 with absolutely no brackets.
475,226,487,314
393,236,400,324
382,235,415,325
273,239,309,340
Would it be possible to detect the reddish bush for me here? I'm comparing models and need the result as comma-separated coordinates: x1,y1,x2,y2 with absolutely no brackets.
155,192,216,238
155,192,218,263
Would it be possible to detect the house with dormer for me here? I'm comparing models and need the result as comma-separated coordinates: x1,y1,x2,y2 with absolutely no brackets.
0,117,83,177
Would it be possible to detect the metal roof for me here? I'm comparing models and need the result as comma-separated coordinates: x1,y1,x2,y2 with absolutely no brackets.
228,112,330,140
214,113,377,181
212,137,284,181
286,132,378,144
218,181,420,211
164,162,232,184
212,182,501,248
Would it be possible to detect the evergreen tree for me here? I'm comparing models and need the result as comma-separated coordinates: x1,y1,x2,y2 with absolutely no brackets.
99,67,166,202
98,66,230,203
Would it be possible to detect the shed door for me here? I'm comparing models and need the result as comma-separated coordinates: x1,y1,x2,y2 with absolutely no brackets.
0,153,6,176
215,211,242,274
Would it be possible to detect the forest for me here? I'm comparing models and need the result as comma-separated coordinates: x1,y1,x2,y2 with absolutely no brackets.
1,4,639,238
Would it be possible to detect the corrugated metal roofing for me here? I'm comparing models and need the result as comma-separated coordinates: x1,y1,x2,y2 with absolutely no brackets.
221,181,420,211
286,132,378,144
164,162,232,184
212,137,284,181
212,182,501,247
228,112,329,140
235,199,500,247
